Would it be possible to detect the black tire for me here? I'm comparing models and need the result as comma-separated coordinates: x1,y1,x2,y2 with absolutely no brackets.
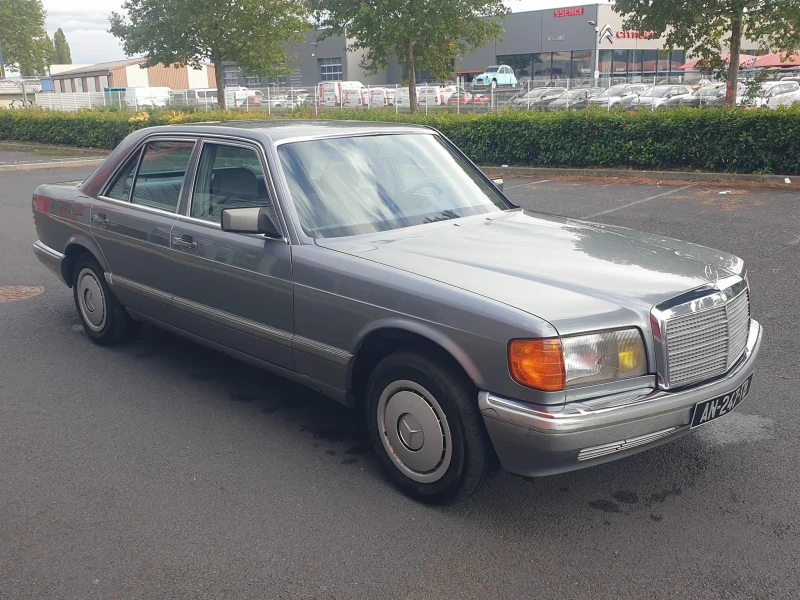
72,255,139,346
365,352,497,504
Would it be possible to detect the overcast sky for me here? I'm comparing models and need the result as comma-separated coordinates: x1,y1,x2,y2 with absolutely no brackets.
42,0,612,65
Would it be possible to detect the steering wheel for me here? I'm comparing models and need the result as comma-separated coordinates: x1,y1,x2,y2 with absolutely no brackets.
405,181,445,196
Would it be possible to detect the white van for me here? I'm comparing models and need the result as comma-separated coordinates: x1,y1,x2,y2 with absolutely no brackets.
193,88,218,106
124,87,172,108
369,87,396,107
396,86,446,108
316,81,365,106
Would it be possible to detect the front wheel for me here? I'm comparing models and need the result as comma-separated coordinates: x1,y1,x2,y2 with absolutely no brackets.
365,352,497,504
490,79,498,90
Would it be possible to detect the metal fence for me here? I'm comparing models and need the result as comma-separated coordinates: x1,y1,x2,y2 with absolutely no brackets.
24,72,760,115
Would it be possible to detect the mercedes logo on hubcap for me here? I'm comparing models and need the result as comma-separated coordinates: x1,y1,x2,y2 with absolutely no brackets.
398,414,424,451
84,289,95,312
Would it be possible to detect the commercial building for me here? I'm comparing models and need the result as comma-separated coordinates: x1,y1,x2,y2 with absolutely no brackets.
226,3,760,88
51,59,216,93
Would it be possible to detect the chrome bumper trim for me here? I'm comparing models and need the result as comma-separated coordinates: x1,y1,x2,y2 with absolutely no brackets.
577,427,679,461
479,319,762,435
32,240,67,284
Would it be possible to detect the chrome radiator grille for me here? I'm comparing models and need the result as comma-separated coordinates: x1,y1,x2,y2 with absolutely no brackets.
662,288,750,387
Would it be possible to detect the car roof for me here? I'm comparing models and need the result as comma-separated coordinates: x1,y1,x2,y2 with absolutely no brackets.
162,119,433,143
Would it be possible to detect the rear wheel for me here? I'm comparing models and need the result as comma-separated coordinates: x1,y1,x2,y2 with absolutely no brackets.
365,352,497,504
72,255,139,346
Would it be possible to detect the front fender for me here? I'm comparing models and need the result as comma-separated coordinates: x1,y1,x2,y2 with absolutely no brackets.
351,317,486,389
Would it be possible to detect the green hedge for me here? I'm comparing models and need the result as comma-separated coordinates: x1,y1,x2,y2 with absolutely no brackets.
2,106,800,174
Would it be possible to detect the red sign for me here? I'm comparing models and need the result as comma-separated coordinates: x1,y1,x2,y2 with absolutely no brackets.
616,31,657,39
554,7,584,18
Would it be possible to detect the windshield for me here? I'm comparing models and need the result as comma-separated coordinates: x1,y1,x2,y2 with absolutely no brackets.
640,87,671,98
565,89,591,99
521,88,549,99
278,134,509,239
597,87,627,98
695,86,719,96
484,67,499,73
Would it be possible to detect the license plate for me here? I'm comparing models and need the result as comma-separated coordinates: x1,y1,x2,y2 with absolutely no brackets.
691,375,753,428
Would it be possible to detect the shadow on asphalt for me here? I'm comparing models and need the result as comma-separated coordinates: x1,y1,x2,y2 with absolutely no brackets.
115,322,721,526
126,323,374,460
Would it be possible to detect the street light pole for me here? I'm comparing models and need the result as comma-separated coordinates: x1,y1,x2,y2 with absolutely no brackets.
588,20,599,85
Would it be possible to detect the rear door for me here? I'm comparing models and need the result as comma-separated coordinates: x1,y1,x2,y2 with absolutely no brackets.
167,139,294,370
91,137,196,320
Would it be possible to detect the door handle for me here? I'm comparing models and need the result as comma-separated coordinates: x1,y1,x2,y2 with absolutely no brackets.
92,213,109,226
173,235,198,250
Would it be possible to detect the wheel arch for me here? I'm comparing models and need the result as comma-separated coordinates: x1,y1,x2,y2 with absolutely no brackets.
347,320,484,410
61,235,108,287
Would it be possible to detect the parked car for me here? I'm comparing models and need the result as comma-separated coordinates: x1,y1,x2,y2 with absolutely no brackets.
674,84,726,108
446,87,489,105
767,88,800,108
31,121,762,504
586,84,647,109
762,81,800,107
738,81,790,107
630,85,693,109
473,65,517,88
546,87,604,110
509,87,565,109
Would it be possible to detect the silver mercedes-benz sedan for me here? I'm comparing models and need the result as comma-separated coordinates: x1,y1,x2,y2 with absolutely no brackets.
31,121,762,504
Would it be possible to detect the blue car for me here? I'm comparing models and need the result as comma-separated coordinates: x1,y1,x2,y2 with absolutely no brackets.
473,65,517,88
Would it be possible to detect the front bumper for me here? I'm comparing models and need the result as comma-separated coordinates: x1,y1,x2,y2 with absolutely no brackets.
480,319,763,477
33,240,67,285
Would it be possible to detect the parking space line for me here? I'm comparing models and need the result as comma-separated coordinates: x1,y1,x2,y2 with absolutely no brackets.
585,183,698,218
504,179,550,190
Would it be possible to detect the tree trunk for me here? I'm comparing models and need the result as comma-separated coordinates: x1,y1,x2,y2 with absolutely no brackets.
725,14,743,107
213,50,226,111
406,41,417,114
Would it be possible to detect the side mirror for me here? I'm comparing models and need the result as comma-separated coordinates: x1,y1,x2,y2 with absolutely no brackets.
221,206,283,239
491,177,504,192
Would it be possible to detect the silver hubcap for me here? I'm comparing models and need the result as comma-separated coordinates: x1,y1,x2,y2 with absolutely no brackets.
377,380,452,483
77,268,106,332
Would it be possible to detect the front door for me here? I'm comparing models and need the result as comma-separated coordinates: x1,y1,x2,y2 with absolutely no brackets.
91,138,196,321
167,140,294,370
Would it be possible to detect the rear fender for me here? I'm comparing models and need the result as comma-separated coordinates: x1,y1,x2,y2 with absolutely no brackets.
62,233,109,286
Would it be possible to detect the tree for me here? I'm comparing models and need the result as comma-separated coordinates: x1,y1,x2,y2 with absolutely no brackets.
109,0,310,110
614,1,800,106
312,0,508,113
53,27,72,64
0,0,52,75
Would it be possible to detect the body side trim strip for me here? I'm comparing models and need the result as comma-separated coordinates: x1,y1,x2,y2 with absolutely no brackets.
109,274,349,361
171,294,293,347
293,335,353,366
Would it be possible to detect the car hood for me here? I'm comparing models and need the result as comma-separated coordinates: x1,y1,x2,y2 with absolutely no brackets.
317,210,742,335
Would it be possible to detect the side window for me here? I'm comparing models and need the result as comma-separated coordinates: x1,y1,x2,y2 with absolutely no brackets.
105,151,140,201
190,143,272,223
130,140,194,212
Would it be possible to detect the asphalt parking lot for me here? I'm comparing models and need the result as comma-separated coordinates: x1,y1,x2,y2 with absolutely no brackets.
1,164,798,599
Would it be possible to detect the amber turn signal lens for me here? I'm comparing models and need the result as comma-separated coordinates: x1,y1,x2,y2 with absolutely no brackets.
508,339,566,391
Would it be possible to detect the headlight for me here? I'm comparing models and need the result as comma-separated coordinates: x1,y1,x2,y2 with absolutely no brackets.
508,328,647,391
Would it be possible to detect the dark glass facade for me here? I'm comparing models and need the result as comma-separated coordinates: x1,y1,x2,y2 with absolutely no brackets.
599,49,687,79
498,51,597,80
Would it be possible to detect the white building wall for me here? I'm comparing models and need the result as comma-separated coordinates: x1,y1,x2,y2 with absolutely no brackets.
187,65,208,89
125,65,149,87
